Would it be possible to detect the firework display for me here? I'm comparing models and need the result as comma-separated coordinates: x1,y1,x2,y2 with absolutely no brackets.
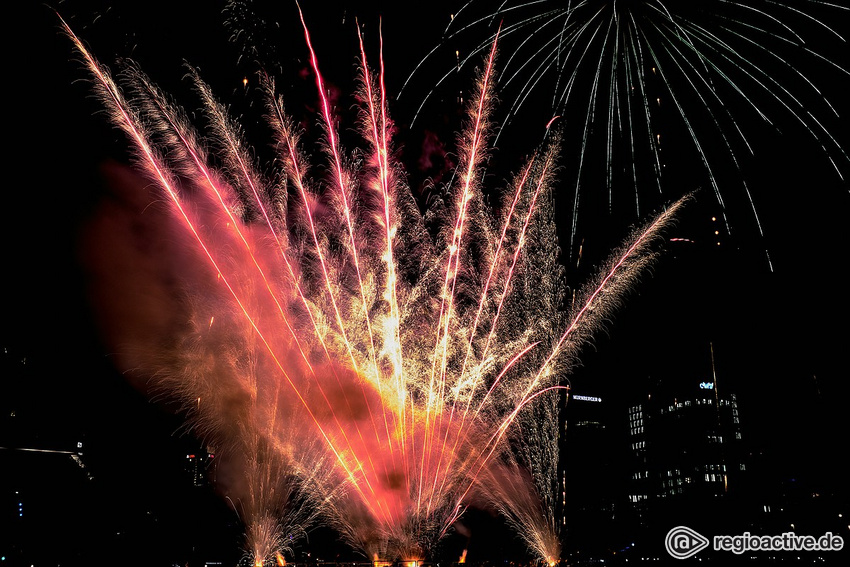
404,0,849,268
61,9,685,565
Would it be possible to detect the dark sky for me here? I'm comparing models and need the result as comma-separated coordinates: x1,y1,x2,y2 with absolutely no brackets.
7,0,850,563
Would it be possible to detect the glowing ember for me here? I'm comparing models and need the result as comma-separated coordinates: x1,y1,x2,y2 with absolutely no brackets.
61,8,685,564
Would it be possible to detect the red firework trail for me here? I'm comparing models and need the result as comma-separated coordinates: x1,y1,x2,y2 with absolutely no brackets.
62,10,685,564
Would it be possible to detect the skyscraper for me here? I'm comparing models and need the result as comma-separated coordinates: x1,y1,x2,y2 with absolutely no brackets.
560,392,624,558
186,448,216,488
625,345,748,534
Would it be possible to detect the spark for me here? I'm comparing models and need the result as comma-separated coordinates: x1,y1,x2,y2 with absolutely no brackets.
63,8,684,563
404,0,850,270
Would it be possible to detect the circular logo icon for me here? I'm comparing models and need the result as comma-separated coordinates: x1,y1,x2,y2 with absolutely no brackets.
665,526,710,559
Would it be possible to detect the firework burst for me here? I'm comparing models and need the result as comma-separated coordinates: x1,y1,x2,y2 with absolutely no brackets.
62,8,685,562
404,0,849,269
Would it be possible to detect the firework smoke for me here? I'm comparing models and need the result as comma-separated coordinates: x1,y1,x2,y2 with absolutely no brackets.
63,10,684,562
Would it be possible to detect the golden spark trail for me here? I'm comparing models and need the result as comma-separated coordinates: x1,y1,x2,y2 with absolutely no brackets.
356,24,403,481
440,385,567,537
295,18,395,505
144,65,391,515
524,195,688,401
276,117,390,518
263,79,361,373
66,8,688,559
435,152,554,502
469,152,555,405
298,6,379,373
129,69,316,376
424,30,500,514
63,17,386,521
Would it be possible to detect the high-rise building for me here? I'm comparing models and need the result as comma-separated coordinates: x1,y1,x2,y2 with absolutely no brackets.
625,346,748,532
186,448,216,487
559,391,626,558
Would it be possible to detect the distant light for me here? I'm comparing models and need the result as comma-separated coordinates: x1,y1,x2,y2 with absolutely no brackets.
243,77,248,87
711,216,716,221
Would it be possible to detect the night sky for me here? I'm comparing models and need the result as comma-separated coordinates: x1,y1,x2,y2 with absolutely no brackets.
7,1,850,564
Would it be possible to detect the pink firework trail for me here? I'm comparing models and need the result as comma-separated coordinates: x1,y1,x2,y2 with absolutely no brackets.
62,10,685,565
